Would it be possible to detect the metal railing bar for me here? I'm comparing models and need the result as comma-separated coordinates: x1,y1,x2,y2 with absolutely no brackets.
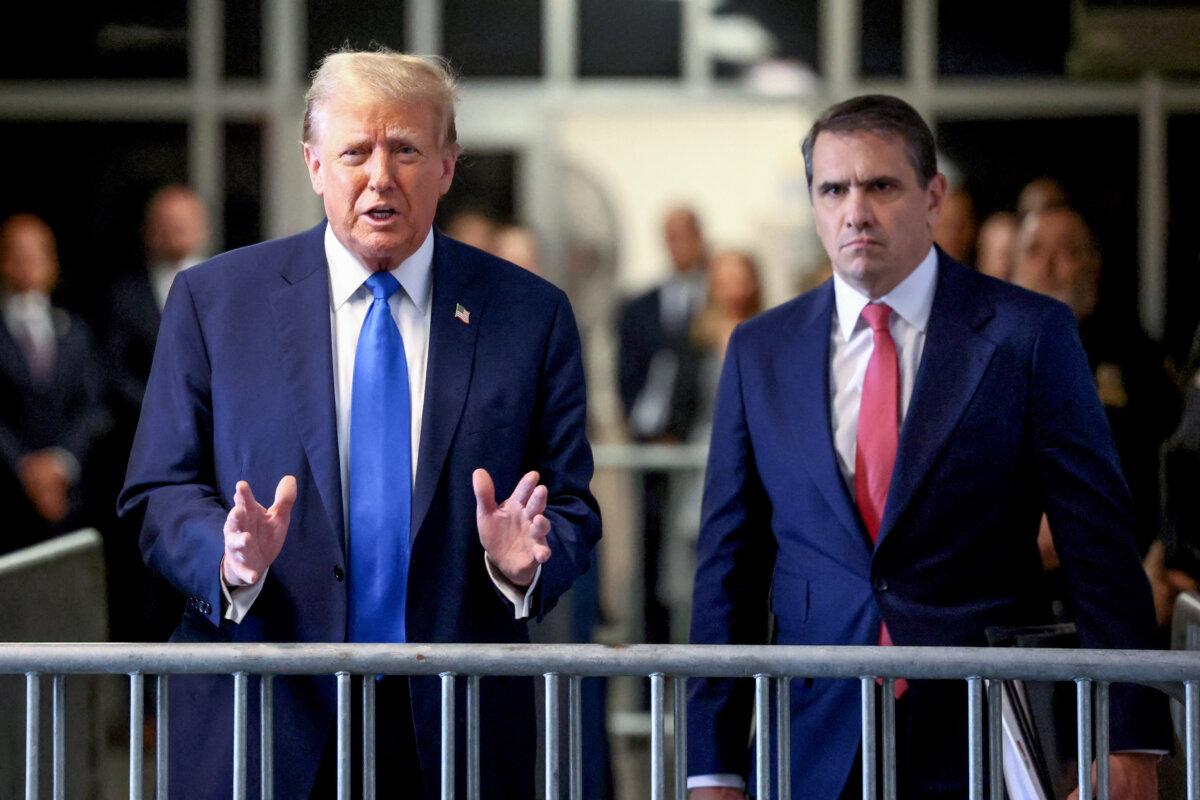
130,672,144,800
861,677,877,800
777,676,792,800
1096,681,1110,800
441,672,455,800
674,676,688,800
568,675,582,800
652,673,667,800
158,674,170,800
0,643,1195,682
1187,680,1199,800
986,679,1002,800
753,674,770,800
467,675,480,800
881,679,895,800
1076,680,1094,800
259,674,271,800
26,672,38,800
233,671,248,800
545,673,559,800
52,673,64,800
336,671,350,800
968,677,984,800
363,675,376,800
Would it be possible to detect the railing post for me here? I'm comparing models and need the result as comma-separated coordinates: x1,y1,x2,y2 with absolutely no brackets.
260,674,272,800
755,674,770,799
233,671,248,800
545,673,560,800
363,675,376,800
881,679,896,800
467,675,480,800
1095,681,1110,800
26,672,39,800
52,674,65,800
1186,680,1198,800
336,671,350,800
441,672,456,800
777,676,792,800
130,672,144,800
861,677,877,800
986,679,1002,800
1076,680,1094,800
674,676,688,800
158,674,171,800
967,677,984,800
652,673,667,800
568,675,582,800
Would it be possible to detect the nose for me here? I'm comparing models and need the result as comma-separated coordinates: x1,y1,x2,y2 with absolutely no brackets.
845,187,874,230
367,151,394,192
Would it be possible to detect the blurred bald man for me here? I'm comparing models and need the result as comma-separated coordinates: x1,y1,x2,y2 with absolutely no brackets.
1014,207,1178,558
0,214,109,550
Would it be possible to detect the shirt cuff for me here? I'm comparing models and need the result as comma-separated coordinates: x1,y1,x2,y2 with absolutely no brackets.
687,774,746,790
483,555,541,619
220,565,268,623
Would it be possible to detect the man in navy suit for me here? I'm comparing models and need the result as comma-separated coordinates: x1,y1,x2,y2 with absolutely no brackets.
687,95,1167,799
120,50,600,799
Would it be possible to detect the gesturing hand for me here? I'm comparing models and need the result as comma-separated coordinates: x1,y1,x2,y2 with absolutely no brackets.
1066,753,1158,800
222,476,297,587
473,469,551,587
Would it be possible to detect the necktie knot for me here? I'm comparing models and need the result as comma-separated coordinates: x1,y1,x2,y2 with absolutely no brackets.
861,302,893,333
365,271,401,301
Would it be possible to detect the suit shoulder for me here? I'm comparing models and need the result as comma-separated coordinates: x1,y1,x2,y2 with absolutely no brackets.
440,234,568,309
940,257,1073,334
735,284,828,344
182,225,323,291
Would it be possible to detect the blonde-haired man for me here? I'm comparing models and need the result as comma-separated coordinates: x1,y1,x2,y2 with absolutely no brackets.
121,50,600,799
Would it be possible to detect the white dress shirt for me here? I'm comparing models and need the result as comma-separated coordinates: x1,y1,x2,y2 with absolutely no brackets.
150,257,202,312
4,291,57,374
224,225,537,622
687,247,938,793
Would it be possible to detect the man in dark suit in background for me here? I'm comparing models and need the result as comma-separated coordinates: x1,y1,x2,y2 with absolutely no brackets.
687,95,1167,800
617,206,706,643
120,50,600,799
0,214,109,552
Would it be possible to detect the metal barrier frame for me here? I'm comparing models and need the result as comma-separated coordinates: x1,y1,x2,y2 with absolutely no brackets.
5,642,1200,800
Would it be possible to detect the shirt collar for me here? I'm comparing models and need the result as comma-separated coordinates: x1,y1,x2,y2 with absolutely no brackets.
832,245,938,340
325,223,435,314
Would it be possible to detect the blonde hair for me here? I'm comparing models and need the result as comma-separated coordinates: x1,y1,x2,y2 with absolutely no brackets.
303,49,459,146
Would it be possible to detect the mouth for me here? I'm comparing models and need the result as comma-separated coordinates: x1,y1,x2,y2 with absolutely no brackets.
841,237,881,249
362,206,398,222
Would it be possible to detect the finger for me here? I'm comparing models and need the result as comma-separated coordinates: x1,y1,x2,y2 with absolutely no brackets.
524,484,548,520
531,542,551,564
234,480,258,511
508,471,540,508
472,468,498,517
529,514,551,542
271,475,298,517
225,531,249,551
225,504,250,534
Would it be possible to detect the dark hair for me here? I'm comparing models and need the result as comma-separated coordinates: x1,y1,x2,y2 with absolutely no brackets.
801,94,938,189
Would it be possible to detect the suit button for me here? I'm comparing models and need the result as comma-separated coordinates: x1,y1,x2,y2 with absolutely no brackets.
333,565,345,582
874,578,889,592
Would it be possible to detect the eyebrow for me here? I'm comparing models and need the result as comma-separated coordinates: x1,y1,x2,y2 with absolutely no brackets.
817,174,903,191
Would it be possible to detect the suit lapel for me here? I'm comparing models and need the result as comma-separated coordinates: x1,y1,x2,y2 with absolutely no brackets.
781,283,869,547
411,231,484,540
877,254,996,544
267,223,346,550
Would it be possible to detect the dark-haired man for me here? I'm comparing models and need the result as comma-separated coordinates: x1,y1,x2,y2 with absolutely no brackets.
688,95,1167,799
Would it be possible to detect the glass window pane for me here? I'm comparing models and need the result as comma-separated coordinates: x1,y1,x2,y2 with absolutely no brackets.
224,0,262,79
444,0,541,78
224,123,263,251
307,0,407,76
938,0,1071,77
1167,115,1200,363
436,151,518,229
861,0,903,78
713,0,820,83
579,0,681,79
0,5,188,79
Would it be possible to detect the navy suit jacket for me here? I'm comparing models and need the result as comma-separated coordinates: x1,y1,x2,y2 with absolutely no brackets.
119,222,601,799
688,251,1169,798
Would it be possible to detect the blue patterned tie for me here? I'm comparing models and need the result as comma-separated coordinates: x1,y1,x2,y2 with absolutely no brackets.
348,271,412,642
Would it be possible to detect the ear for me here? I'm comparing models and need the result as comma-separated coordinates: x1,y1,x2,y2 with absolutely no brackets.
437,144,460,197
926,172,948,225
303,142,324,196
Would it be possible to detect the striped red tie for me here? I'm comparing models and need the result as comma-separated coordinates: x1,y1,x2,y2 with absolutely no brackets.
855,303,907,698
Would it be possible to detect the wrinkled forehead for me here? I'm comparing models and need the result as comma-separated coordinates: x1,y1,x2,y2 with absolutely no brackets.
811,129,916,179
313,88,450,145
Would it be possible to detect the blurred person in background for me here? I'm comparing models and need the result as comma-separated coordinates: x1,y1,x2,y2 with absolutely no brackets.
975,210,1018,280
1013,206,1179,564
0,214,109,551
492,223,542,276
443,208,498,252
931,186,977,264
1017,175,1069,217
616,204,707,644
1158,323,1200,627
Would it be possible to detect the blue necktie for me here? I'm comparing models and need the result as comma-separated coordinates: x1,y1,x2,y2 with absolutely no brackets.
348,271,412,643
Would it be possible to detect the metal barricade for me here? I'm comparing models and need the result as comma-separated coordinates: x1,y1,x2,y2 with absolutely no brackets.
2,642,1199,800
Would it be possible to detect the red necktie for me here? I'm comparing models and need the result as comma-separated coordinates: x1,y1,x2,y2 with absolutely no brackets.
854,303,906,697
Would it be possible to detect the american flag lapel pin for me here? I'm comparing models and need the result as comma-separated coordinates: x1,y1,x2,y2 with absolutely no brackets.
454,303,471,325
